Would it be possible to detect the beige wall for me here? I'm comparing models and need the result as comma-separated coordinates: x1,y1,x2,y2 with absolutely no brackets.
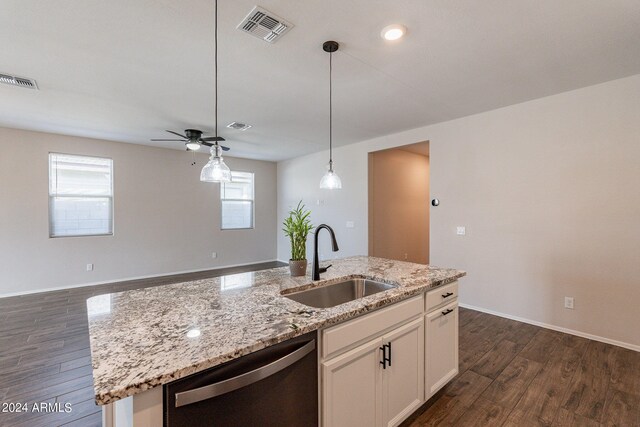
0,127,277,296
278,74,640,349
368,148,429,264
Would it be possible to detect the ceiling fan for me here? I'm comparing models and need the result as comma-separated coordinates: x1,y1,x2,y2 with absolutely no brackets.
151,129,230,152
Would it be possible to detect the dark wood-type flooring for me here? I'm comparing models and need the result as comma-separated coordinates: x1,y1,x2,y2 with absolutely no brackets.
0,261,284,427
1,267,638,426
404,308,640,427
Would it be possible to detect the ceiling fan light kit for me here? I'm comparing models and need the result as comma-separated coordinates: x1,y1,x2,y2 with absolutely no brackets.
319,40,342,190
150,129,229,152
186,141,201,151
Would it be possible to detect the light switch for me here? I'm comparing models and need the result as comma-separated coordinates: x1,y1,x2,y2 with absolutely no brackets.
456,226,466,235
86,263,94,271
346,221,355,228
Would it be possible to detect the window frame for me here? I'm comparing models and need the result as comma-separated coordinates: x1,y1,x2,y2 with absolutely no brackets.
220,171,255,231
48,152,115,238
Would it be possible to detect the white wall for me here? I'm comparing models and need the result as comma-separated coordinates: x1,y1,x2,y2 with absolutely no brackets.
0,127,277,296
277,74,640,349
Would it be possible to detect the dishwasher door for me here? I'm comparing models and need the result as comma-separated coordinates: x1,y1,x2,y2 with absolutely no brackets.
164,331,318,427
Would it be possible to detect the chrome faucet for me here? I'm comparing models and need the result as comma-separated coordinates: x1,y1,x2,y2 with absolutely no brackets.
312,224,339,280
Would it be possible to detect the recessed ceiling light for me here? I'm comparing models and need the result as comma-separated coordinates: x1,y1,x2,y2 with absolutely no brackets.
381,24,407,41
227,121,252,131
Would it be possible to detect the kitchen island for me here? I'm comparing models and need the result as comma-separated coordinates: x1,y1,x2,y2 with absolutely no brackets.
87,256,465,426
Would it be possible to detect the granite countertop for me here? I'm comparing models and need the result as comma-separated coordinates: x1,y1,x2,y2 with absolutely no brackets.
87,256,465,405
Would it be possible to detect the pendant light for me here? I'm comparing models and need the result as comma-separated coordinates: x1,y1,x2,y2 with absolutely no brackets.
319,41,342,190
201,0,231,183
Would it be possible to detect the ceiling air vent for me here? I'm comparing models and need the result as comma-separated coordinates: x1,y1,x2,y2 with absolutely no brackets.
0,73,38,90
237,6,293,44
227,122,252,131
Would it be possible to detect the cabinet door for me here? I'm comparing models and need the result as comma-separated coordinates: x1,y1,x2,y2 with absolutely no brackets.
425,301,459,398
322,337,384,427
382,317,425,427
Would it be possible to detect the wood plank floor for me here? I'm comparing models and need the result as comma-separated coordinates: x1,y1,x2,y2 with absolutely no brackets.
0,261,284,427
2,270,638,426
404,308,640,427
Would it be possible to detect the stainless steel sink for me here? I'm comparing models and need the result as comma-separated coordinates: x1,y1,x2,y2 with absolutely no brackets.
283,278,398,308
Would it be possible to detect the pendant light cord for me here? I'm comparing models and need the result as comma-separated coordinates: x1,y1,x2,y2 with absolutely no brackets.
214,0,218,139
329,50,333,167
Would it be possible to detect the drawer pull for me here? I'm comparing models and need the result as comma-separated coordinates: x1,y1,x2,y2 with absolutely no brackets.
442,292,454,298
441,308,454,316
379,343,391,369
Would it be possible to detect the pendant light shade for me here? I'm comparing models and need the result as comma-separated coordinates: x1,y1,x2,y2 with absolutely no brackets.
200,0,230,183
320,40,342,190
200,145,231,182
320,164,342,189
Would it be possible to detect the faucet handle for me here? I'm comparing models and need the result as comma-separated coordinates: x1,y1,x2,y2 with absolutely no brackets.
319,264,333,274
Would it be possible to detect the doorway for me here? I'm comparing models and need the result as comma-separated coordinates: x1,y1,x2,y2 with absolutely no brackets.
368,141,430,264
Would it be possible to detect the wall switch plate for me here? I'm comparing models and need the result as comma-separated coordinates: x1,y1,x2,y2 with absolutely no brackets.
86,264,94,271
564,297,574,309
211,252,217,259
456,226,466,235
346,221,355,228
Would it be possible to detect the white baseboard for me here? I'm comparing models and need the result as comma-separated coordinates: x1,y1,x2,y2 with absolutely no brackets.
0,259,280,298
459,303,640,353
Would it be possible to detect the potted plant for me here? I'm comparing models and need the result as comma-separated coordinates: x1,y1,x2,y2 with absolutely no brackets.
283,201,313,277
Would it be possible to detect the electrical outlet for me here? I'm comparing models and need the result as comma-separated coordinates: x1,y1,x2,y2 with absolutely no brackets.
456,226,466,235
211,252,217,259
404,253,408,260
564,297,574,309
346,221,355,228
86,263,94,272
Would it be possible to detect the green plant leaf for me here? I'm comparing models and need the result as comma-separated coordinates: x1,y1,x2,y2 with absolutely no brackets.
282,200,314,261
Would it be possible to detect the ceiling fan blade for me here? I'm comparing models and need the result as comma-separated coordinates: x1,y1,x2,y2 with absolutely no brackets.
221,145,230,151
200,136,226,142
199,141,213,147
150,139,186,141
166,130,188,139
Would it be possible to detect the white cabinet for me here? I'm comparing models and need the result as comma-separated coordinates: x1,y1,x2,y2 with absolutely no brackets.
322,337,383,427
382,318,424,427
321,314,424,427
321,295,425,427
425,300,459,398
321,283,460,426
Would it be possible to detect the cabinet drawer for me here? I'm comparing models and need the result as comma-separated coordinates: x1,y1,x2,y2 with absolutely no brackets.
322,295,423,360
425,281,458,313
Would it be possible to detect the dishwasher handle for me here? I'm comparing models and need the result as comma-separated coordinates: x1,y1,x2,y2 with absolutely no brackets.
175,339,316,407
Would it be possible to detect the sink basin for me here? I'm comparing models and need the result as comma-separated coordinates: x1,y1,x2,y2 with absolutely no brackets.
283,278,398,308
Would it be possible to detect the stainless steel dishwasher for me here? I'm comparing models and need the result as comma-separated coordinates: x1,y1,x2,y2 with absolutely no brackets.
164,331,318,426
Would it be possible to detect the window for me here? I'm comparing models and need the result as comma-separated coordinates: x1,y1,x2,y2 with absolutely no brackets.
221,171,254,230
49,153,113,237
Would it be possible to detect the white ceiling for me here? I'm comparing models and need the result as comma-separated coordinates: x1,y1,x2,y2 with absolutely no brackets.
1,0,639,161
